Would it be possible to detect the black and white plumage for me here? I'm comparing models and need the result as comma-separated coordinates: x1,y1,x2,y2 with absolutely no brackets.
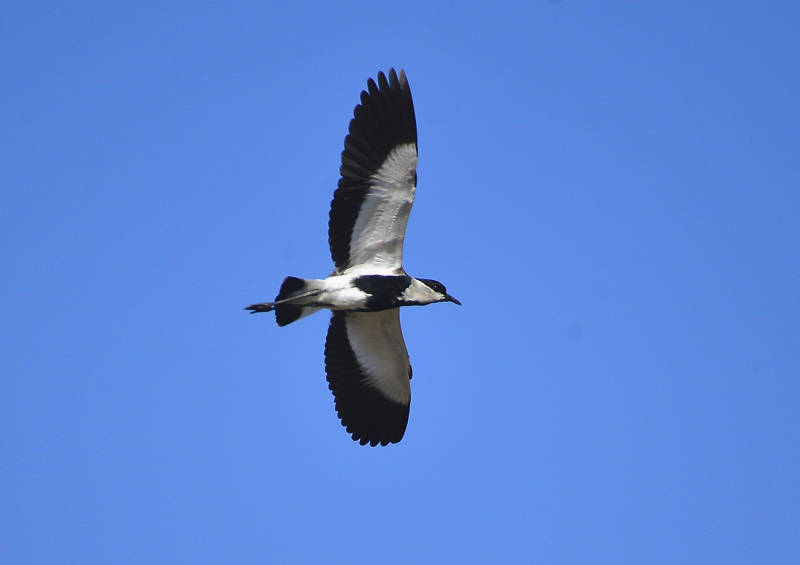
246,69,460,446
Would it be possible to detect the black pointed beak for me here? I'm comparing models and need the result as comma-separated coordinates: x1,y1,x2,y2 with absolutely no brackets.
445,294,461,306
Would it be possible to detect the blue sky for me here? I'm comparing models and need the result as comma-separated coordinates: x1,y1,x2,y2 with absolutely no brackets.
2,2,799,563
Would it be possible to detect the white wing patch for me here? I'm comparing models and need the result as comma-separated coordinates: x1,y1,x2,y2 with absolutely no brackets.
346,143,417,273
345,309,411,405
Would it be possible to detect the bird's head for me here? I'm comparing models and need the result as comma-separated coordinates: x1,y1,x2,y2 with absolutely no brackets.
417,279,461,306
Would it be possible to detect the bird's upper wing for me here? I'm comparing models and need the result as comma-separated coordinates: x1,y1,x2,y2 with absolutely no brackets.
324,310,412,446
329,69,418,275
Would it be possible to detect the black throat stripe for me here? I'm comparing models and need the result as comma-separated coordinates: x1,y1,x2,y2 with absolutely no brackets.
353,275,413,311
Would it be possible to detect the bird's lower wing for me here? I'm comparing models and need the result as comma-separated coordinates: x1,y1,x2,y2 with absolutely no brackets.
324,310,412,446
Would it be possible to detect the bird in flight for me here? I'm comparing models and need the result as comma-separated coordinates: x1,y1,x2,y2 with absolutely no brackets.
246,69,460,446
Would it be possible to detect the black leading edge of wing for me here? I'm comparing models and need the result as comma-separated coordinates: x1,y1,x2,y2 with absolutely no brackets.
328,68,418,272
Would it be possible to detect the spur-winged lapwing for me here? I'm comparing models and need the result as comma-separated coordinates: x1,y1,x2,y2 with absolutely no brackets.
246,69,460,446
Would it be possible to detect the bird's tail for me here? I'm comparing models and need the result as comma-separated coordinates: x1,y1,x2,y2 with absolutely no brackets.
245,276,324,327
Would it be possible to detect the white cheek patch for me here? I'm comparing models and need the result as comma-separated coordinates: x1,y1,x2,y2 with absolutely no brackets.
399,279,438,304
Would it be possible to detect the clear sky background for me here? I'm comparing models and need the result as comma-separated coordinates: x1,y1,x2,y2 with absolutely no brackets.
2,2,798,563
